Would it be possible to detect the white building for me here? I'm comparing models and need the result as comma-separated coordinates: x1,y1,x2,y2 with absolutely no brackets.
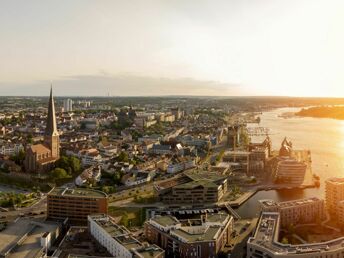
0,143,24,156
247,212,344,258
167,159,196,174
75,165,101,186
275,158,306,184
63,98,73,112
88,214,164,258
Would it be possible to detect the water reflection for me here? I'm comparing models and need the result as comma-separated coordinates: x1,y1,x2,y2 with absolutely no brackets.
237,107,344,218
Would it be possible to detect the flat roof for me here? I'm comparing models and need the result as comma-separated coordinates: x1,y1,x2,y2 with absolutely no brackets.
171,226,221,242
133,245,165,258
326,177,344,185
260,197,322,209
148,211,231,243
151,215,179,227
0,218,60,258
49,187,107,198
249,212,344,255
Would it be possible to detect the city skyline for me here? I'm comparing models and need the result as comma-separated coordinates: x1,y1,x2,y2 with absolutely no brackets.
1,0,344,97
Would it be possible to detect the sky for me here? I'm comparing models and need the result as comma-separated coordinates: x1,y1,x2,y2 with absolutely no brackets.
1,0,344,97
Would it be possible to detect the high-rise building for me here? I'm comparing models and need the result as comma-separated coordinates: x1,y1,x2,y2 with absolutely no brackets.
24,87,60,172
63,98,73,112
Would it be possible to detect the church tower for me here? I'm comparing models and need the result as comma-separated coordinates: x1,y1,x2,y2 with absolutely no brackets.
44,86,60,159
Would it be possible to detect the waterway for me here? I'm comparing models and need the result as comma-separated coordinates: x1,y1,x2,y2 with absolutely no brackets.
236,107,344,218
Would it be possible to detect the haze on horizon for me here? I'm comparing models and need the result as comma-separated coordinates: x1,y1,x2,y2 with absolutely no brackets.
1,0,344,97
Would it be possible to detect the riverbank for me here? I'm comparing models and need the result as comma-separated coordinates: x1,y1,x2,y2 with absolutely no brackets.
295,106,344,120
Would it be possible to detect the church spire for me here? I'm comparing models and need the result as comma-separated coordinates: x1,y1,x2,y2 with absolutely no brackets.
45,85,58,136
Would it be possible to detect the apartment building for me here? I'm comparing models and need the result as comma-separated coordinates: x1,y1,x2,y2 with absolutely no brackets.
145,210,233,258
47,187,108,225
326,177,344,218
88,214,164,258
247,212,344,258
259,197,325,227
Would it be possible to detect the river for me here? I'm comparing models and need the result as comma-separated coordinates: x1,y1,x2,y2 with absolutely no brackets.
236,107,344,218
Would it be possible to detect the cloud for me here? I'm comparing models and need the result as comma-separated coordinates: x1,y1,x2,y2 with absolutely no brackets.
0,74,244,96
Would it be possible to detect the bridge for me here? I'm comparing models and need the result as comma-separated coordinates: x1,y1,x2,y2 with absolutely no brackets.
224,203,241,219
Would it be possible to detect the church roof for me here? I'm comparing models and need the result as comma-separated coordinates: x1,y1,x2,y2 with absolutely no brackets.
45,86,58,137
29,144,51,154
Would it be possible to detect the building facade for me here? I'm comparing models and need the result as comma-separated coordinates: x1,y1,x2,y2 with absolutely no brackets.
145,211,233,258
274,158,307,184
260,197,325,227
88,214,164,258
155,172,228,204
63,98,73,112
47,187,108,225
247,212,344,258
326,177,344,219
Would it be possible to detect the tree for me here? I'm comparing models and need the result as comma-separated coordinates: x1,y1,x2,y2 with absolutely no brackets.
112,171,122,184
56,156,69,170
10,150,25,165
281,237,289,244
55,156,81,175
27,134,33,144
120,212,129,227
69,156,81,174
51,168,69,179
117,152,129,162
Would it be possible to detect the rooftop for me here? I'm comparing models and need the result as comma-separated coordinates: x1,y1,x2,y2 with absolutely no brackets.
249,212,344,255
132,245,165,258
150,215,179,227
326,177,344,185
49,187,107,198
0,218,61,258
148,211,231,243
260,197,322,209
89,214,164,257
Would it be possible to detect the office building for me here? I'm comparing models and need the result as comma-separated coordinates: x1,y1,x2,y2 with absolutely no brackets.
47,187,108,225
154,171,228,204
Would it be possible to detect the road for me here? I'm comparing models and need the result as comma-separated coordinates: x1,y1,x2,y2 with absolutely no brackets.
0,196,47,219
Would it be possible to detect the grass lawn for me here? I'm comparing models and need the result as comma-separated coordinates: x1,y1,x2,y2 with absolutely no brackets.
108,206,146,228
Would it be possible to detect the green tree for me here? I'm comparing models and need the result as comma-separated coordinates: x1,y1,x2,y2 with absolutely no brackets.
69,156,81,174
112,171,122,184
27,134,33,144
117,152,129,162
120,212,129,227
10,149,25,165
281,237,289,244
51,168,69,179
55,156,81,175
